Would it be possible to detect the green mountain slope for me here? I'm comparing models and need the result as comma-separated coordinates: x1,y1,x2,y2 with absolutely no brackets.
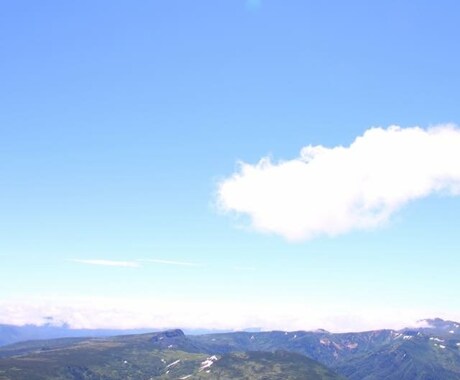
190,322,460,380
194,351,346,380
336,332,460,380
0,330,343,380
190,329,397,367
2,320,460,380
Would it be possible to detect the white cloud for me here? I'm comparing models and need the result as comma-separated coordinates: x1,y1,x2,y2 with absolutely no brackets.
70,259,139,268
139,259,202,267
0,296,458,333
217,125,460,241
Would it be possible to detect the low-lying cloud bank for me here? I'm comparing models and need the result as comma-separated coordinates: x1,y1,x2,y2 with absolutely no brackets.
0,297,456,333
218,125,460,241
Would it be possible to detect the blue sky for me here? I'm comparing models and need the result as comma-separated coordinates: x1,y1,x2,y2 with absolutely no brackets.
1,0,460,331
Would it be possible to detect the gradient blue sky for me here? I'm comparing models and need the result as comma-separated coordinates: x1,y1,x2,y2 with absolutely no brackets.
1,0,460,331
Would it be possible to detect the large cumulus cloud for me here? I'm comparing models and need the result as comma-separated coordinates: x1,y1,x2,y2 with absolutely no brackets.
217,125,460,241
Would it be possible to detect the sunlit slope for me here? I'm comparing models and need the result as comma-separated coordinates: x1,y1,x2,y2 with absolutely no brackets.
0,330,343,380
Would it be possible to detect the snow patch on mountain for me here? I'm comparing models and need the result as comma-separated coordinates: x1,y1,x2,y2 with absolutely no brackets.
199,355,218,372
166,359,180,368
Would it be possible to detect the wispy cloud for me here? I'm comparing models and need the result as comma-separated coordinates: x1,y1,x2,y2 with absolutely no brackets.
139,258,202,267
217,125,460,241
70,259,140,268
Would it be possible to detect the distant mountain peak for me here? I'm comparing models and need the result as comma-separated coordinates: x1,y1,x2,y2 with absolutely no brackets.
417,318,460,328
151,329,185,342
419,317,445,325
313,328,330,334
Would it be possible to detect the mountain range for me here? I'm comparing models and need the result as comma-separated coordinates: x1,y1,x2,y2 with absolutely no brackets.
0,318,459,379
